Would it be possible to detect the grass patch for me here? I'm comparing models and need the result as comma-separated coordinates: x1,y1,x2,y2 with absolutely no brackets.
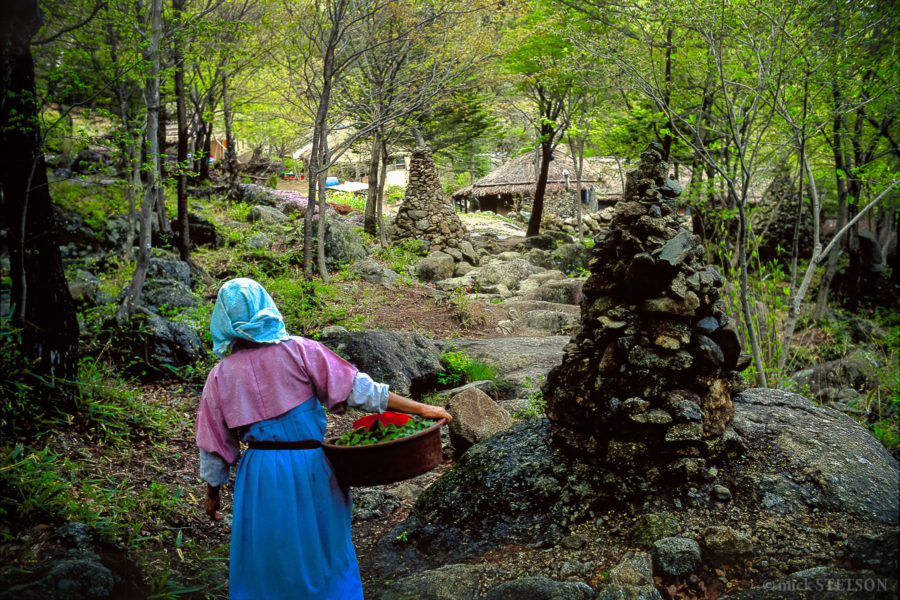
437,350,496,388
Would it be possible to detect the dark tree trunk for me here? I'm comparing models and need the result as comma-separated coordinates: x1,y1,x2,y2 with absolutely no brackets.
154,102,173,238
199,120,212,182
223,74,238,199
364,131,382,236
0,0,79,394
526,134,553,237
173,0,190,261
378,135,389,247
660,27,675,161
118,0,163,319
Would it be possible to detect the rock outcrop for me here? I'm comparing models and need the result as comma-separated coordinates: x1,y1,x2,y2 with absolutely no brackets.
319,327,444,397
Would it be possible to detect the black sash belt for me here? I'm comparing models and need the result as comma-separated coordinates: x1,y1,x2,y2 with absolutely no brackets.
247,440,322,450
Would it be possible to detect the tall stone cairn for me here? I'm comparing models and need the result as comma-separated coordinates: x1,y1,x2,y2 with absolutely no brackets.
393,147,472,255
545,144,748,484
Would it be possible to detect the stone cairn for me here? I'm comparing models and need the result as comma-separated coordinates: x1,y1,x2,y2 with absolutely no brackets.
393,147,478,265
545,144,748,484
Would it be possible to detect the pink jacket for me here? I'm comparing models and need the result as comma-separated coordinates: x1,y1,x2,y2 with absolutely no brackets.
195,336,358,463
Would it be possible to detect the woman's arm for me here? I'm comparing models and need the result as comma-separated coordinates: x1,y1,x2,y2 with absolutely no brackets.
387,392,453,422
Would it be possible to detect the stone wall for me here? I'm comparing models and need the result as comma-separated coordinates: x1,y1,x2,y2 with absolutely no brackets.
394,147,472,257
544,144,749,484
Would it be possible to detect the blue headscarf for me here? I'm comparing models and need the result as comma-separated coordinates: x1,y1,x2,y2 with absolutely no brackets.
210,278,290,358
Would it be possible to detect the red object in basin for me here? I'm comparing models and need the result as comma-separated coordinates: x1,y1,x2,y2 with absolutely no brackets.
352,411,411,430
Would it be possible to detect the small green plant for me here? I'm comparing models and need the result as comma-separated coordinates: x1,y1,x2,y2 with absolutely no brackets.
375,240,425,274
437,350,496,387
449,290,487,329
514,375,546,418
438,350,469,387
386,185,405,204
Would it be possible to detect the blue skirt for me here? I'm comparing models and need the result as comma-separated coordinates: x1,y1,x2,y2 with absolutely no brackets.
230,400,363,600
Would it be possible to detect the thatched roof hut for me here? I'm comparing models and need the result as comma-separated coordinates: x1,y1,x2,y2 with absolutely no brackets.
452,152,627,215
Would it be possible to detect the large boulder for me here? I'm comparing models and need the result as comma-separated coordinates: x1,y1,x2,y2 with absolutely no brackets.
319,327,443,397
320,218,367,271
169,213,224,249
373,419,631,572
147,258,190,288
374,564,484,600
139,280,196,313
248,205,289,224
446,387,513,456
415,252,456,282
486,577,594,600
732,388,899,524
518,278,585,305
349,258,399,288
235,183,277,206
139,316,206,370
471,259,545,293
506,310,579,335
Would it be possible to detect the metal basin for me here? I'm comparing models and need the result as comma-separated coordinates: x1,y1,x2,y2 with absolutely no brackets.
322,418,446,487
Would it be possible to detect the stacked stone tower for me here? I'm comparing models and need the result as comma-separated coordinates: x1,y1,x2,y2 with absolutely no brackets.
545,144,748,484
393,147,471,254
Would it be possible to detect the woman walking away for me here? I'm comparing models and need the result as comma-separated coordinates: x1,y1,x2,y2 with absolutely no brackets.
196,278,451,600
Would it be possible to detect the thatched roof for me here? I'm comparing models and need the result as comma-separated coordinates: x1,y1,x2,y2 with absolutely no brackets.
453,151,627,199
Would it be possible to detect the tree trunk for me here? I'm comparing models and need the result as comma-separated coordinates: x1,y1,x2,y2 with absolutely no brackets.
526,133,553,237
660,27,674,161
173,0,190,261
378,135,389,247
304,11,338,280
736,193,767,387
223,74,238,199
199,119,212,182
364,131,381,236
115,87,141,260
118,0,163,320
567,134,585,242
317,131,330,281
1,0,80,395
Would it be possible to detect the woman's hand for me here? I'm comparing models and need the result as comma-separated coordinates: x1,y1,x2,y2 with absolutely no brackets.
421,404,453,422
205,484,224,521
387,391,452,422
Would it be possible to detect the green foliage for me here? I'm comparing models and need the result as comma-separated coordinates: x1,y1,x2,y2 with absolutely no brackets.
513,375,546,418
51,179,128,238
374,240,425,274
385,185,405,204
327,190,367,212
448,290,487,329
437,350,496,388
0,323,47,435
335,418,433,446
